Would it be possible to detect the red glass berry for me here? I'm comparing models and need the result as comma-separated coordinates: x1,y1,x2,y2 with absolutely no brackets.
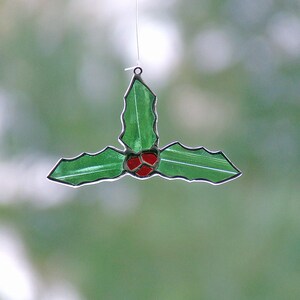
141,153,158,166
126,156,141,171
136,165,154,177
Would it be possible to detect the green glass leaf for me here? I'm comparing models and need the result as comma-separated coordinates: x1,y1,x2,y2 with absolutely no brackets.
119,75,158,153
48,147,125,186
157,142,241,184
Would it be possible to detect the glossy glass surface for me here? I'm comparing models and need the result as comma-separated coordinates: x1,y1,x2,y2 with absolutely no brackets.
157,142,241,184
124,151,159,178
48,147,125,186
119,77,158,153
48,71,241,186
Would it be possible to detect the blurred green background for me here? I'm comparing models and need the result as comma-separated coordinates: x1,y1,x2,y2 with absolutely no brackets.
0,0,299,299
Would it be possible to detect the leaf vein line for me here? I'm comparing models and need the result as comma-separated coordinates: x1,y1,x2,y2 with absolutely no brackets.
133,84,141,147
56,164,121,179
161,158,237,174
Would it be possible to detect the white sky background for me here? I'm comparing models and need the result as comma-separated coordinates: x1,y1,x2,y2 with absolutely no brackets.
68,0,182,82
0,227,36,300
0,226,82,300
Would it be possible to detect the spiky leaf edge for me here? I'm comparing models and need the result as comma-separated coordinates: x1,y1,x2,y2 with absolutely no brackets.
118,74,159,152
156,142,242,185
47,146,126,187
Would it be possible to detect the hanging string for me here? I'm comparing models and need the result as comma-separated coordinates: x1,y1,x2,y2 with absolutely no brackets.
136,0,140,65
125,0,141,71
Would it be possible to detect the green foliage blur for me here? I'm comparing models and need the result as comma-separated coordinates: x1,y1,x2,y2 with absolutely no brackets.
0,0,299,299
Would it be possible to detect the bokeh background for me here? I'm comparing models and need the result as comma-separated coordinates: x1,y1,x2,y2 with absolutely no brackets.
0,0,300,299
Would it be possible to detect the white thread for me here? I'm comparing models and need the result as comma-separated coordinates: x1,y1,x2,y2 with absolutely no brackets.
125,0,141,71
136,0,140,65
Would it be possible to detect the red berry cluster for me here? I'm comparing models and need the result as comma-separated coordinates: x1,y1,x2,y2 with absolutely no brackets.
125,152,159,178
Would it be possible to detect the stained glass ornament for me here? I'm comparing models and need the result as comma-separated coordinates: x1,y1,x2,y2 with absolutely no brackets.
48,67,241,187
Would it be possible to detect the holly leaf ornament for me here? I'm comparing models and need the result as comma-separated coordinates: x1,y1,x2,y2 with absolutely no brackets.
48,67,241,187
119,75,158,153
